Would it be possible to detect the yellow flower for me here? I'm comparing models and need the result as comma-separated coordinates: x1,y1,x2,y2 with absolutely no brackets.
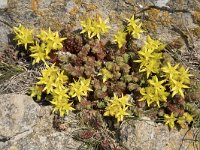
69,77,93,102
30,42,50,64
126,15,140,27
37,27,66,52
80,18,94,38
113,30,127,48
177,112,193,128
80,17,110,40
134,36,164,78
41,63,59,77
137,47,155,61
69,79,83,101
50,31,66,50
51,97,75,117
118,94,132,108
30,85,42,101
104,93,131,122
145,35,165,51
37,29,49,41
36,63,68,95
171,79,189,98
97,17,110,33
104,102,121,117
148,75,166,94
164,113,176,129
37,64,58,87
115,107,130,122
41,76,56,94
13,24,34,49
178,66,192,84
52,86,69,101
138,59,160,78
56,70,68,85
183,112,193,124
161,62,179,79
129,23,144,39
126,15,144,39
139,84,169,107
80,77,93,95
139,86,155,106
98,68,113,83
91,17,110,39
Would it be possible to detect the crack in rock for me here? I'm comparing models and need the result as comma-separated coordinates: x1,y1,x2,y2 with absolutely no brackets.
139,5,191,14
0,136,11,143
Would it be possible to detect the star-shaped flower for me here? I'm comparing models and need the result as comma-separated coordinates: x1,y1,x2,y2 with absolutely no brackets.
113,30,127,48
164,112,176,129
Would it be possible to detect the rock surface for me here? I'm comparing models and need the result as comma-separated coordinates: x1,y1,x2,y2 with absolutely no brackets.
0,94,81,150
0,94,40,149
120,117,197,150
0,94,40,139
0,0,198,65
0,0,199,58
0,94,198,150
0,0,7,9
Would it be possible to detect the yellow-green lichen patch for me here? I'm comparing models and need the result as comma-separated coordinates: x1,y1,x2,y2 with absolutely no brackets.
143,8,174,32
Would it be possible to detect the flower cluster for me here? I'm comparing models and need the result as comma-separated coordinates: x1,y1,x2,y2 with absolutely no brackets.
31,63,93,116
164,112,193,129
80,15,144,48
13,25,66,64
69,77,93,102
36,63,68,94
113,30,127,48
37,28,66,51
126,15,144,39
13,24,34,49
31,28,66,64
104,94,131,122
31,63,74,116
80,17,110,40
135,35,165,78
139,75,169,107
113,15,144,48
162,62,192,97
138,56,191,107
135,34,192,107
13,14,195,133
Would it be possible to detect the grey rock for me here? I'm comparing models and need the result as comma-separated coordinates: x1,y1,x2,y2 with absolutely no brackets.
0,94,81,150
0,94,40,138
120,117,196,150
0,0,7,9
12,131,81,150
0,94,40,149
155,0,170,7
0,16,12,50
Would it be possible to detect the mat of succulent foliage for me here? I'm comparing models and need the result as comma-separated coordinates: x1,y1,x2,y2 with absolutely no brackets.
10,15,200,149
